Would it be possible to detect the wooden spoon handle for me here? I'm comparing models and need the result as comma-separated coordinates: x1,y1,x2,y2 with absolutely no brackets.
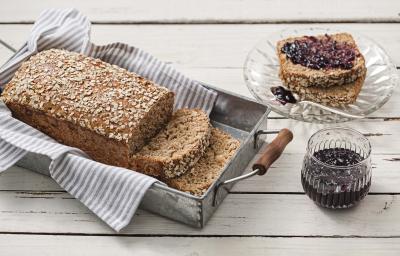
252,128,293,175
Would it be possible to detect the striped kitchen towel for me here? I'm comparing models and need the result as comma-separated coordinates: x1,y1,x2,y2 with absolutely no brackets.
0,8,218,231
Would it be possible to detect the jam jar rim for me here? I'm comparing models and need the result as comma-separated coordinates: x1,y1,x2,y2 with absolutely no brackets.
306,127,372,170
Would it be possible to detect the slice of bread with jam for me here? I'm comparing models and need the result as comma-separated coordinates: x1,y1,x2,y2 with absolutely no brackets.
277,33,366,89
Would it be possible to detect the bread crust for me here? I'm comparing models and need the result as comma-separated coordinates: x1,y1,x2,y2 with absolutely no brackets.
277,33,366,88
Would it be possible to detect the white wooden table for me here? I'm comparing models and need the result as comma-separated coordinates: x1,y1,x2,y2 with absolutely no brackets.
0,1,400,255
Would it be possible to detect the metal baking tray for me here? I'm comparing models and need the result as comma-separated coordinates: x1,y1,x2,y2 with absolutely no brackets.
16,83,274,228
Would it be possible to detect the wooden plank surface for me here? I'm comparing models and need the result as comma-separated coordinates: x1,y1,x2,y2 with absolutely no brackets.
1,235,400,256
0,191,397,236
267,118,400,154
0,167,61,191
2,24,399,67
0,24,399,117
0,43,14,66
0,0,399,23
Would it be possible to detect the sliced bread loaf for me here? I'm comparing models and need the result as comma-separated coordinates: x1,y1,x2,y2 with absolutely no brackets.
2,49,174,168
277,33,366,88
130,109,211,179
284,72,366,107
166,128,240,196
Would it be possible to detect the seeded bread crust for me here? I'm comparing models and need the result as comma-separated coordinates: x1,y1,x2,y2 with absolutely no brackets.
277,33,366,88
130,109,211,179
1,49,174,167
166,128,240,196
284,72,366,107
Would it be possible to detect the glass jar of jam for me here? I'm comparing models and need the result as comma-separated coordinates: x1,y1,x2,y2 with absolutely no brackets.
301,127,371,209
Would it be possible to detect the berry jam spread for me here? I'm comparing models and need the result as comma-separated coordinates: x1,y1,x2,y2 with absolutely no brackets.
281,34,357,70
302,148,370,208
270,86,297,105
314,148,364,166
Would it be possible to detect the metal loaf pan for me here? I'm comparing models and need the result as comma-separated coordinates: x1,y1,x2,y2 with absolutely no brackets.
16,84,271,228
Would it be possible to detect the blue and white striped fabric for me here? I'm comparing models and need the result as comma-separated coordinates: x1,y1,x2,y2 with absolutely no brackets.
0,9,218,231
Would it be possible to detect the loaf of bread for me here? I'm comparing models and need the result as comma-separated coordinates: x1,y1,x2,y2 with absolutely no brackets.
130,109,211,179
166,128,240,196
1,49,174,168
277,33,366,88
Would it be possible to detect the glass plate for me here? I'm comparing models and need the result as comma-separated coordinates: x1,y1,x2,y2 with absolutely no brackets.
243,28,399,123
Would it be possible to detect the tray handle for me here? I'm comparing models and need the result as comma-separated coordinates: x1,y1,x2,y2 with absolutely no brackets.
212,128,293,206
252,128,293,175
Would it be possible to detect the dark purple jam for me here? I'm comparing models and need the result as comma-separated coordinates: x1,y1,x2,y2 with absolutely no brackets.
0,86,2,95
302,148,370,208
270,86,297,105
314,148,364,166
281,34,357,70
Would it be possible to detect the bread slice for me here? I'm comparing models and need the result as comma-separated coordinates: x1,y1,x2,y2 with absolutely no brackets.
166,128,240,196
277,33,366,88
130,109,211,179
284,72,366,107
